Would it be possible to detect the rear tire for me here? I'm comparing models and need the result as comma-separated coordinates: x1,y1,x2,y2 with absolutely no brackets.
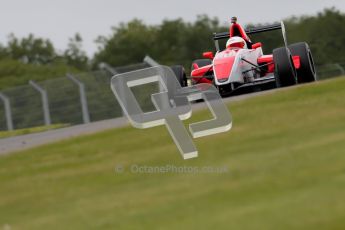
288,42,316,83
170,65,187,87
273,47,297,87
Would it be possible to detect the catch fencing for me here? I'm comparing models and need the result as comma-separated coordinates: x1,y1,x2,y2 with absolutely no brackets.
0,56,157,131
0,58,344,131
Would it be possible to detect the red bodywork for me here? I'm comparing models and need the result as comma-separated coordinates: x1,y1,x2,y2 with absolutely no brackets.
191,22,301,85
230,23,251,43
191,54,301,82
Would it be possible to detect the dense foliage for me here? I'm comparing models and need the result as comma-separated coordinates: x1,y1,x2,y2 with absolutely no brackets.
0,8,344,89
94,8,345,70
0,33,88,89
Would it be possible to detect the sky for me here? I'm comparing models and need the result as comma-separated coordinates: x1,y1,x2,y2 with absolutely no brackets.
0,0,344,57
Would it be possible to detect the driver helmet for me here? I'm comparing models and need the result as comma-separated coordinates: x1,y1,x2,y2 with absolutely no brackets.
226,36,247,49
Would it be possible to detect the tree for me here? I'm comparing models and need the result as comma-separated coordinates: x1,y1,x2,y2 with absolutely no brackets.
64,33,89,70
6,34,56,64
93,16,223,70
93,8,345,71
94,19,156,67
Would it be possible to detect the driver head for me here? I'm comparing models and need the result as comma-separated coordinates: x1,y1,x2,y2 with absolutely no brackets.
226,36,247,49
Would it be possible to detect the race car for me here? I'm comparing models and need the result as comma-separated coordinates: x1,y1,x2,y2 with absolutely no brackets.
171,17,316,96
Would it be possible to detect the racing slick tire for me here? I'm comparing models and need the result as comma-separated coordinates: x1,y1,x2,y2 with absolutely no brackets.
273,47,298,88
288,42,316,83
170,65,187,87
191,59,212,71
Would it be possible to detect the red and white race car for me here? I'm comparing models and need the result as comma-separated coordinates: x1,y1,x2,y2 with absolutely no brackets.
172,17,316,96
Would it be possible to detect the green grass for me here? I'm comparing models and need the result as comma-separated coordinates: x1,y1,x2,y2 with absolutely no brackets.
0,124,68,139
1,77,345,229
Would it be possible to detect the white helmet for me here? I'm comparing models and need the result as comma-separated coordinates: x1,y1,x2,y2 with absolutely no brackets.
226,36,247,49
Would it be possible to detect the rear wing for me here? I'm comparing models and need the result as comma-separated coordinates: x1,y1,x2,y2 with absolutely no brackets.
213,21,288,50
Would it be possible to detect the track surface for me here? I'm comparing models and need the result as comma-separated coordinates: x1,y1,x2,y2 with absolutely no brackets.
0,88,279,156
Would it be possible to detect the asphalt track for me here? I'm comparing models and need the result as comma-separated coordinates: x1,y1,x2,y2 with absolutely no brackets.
0,88,280,156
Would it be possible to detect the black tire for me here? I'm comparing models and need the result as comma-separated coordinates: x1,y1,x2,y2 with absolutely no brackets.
170,65,187,87
288,42,316,83
191,59,212,71
273,47,298,87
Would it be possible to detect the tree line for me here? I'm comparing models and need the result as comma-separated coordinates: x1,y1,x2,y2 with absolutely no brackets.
0,7,344,89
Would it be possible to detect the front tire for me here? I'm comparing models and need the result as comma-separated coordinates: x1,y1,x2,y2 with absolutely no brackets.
170,65,187,87
289,42,316,83
273,47,297,87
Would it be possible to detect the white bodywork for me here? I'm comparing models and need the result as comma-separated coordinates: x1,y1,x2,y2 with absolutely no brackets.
213,47,263,86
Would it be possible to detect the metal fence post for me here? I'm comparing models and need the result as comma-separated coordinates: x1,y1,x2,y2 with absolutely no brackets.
67,73,90,124
99,63,127,117
334,63,345,75
0,92,14,131
143,55,160,67
99,62,118,76
29,80,51,126
143,55,164,92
